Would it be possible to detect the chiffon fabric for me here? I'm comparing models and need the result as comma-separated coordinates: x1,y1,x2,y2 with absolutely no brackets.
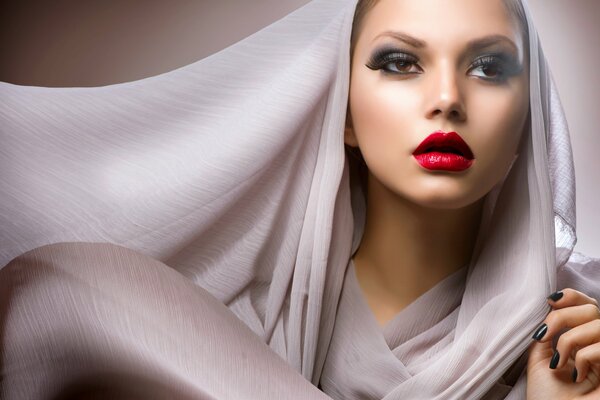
0,0,598,399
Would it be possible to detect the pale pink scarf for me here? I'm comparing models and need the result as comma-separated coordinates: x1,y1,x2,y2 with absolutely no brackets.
0,0,598,398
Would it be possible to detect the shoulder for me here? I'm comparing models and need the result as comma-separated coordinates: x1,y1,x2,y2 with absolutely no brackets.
557,251,600,300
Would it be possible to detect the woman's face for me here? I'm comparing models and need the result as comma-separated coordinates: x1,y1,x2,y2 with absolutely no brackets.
346,0,530,209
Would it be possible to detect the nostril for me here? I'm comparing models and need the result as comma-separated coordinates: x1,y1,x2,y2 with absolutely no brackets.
451,110,464,119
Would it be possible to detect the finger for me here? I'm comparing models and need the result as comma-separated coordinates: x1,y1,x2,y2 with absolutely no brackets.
527,338,555,374
547,288,599,309
574,341,600,386
555,319,600,369
531,303,600,343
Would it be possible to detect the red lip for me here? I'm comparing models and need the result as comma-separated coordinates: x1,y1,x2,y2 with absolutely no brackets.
412,131,474,172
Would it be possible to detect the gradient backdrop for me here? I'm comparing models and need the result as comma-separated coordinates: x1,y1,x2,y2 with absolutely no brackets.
1,0,598,256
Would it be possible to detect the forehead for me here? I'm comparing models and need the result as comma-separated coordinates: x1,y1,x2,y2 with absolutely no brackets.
358,0,523,53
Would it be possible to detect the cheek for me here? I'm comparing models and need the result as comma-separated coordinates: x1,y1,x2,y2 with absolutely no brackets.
470,84,529,180
349,72,418,156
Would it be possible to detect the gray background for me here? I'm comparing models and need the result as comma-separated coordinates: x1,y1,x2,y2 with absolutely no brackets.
1,0,597,257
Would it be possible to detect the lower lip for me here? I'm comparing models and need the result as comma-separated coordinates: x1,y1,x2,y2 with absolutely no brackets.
413,152,473,171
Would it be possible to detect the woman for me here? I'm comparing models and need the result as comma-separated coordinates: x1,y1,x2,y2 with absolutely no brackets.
323,0,600,398
0,0,598,399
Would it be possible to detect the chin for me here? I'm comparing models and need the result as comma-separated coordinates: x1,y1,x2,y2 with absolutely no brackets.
401,181,486,211
412,195,478,211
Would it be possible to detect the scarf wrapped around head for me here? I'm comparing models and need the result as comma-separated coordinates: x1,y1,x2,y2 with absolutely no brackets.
319,0,581,397
0,0,589,398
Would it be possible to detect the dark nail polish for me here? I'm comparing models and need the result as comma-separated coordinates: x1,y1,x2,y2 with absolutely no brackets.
532,323,548,341
547,291,564,302
572,367,578,383
549,350,560,369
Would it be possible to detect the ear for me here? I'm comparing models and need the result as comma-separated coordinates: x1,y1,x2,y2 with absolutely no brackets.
344,109,359,147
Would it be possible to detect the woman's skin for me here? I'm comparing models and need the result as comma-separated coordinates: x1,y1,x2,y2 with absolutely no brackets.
346,0,600,396
346,0,529,328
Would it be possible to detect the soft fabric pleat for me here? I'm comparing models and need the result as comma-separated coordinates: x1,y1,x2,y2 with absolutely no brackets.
0,0,598,399
0,0,357,386
321,2,596,399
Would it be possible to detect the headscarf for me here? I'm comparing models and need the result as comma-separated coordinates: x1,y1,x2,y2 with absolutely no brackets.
0,0,595,398
320,0,585,397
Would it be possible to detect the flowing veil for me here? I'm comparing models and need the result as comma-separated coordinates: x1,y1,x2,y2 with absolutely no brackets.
0,0,596,398
0,0,357,386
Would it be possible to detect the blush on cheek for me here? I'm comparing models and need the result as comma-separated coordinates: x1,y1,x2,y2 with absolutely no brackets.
349,94,390,149
350,79,421,157
474,92,526,157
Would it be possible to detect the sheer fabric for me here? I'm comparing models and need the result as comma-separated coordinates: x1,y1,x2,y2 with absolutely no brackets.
0,0,598,399
1,0,357,385
320,1,595,397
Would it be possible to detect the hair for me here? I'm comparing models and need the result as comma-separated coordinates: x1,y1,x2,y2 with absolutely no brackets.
350,0,379,62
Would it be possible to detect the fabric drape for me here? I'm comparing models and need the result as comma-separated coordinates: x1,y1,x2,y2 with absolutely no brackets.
0,0,598,399
1,0,357,386
320,1,593,397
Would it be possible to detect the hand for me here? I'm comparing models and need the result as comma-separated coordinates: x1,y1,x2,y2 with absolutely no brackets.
526,288,600,399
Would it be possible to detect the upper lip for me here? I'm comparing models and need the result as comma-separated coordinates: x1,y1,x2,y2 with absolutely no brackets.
412,131,474,159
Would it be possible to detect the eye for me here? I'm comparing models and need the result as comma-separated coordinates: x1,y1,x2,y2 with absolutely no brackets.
365,48,422,75
468,54,520,82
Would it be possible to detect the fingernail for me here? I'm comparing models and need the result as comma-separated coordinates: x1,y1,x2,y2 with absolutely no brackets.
532,323,548,341
547,291,564,302
572,367,578,383
549,350,560,369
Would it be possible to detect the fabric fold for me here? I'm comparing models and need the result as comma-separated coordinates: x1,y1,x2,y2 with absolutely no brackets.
1,0,598,399
0,0,358,385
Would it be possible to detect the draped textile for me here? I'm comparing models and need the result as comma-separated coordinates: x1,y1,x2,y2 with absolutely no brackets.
1,0,357,386
320,1,596,396
0,0,598,399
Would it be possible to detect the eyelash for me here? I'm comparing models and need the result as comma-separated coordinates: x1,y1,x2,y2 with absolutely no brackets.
365,48,520,83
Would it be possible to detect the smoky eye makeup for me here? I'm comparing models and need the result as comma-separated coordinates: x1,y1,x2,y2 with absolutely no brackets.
365,46,420,74
365,45,524,82
468,51,524,82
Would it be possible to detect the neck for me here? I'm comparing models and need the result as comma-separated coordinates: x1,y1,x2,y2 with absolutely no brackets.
353,171,483,326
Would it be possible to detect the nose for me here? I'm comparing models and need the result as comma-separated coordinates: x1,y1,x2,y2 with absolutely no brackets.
425,62,467,122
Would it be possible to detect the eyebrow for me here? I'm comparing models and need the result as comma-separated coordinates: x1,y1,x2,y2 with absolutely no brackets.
372,31,519,54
